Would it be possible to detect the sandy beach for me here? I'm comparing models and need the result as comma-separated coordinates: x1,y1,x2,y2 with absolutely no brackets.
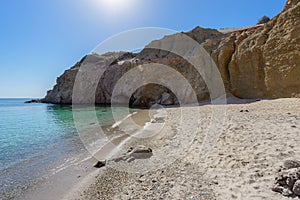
2,1,299,200
42,97,299,200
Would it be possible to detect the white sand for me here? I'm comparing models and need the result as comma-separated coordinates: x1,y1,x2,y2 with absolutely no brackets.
191,98,300,199
66,98,300,200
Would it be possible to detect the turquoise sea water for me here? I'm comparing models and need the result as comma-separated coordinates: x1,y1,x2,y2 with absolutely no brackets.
0,98,129,200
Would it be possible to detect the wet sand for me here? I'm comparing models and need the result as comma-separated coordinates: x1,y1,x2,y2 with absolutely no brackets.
17,109,153,200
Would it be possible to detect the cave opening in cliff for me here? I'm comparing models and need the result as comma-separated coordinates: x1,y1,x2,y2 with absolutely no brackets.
129,83,179,108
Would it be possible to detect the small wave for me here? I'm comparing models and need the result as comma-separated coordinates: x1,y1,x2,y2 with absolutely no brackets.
50,154,92,175
111,112,138,129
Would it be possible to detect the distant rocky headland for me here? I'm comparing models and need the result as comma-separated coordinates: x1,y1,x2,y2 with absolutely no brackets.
40,0,299,108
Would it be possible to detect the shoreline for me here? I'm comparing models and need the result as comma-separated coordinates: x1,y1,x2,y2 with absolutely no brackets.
16,98,300,200
15,153,98,200
16,108,153,200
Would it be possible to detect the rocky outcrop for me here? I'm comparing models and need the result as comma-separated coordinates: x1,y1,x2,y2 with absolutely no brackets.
272,160,300,197
284,0,299,11
42,52,136,104
212,0,300,98
25,99,41,103
42,0,300,107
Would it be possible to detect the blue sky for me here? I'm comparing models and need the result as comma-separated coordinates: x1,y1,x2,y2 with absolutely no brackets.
0,0,286,98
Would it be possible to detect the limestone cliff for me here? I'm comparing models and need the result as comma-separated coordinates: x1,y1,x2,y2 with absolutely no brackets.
42,0,300,107
42,52,136,104
212,0,300,98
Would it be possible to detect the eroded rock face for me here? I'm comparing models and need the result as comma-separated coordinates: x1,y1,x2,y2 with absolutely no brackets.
42,52,136,104
212,0,300,98
263,2,300,98
42,0,300,107
284,0,299,11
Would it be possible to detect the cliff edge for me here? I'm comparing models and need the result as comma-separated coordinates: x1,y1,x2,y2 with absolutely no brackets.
41,0,300,107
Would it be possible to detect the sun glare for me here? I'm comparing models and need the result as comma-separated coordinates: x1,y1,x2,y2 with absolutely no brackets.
98,0,133,12
105,0,127,7
93,0,137,22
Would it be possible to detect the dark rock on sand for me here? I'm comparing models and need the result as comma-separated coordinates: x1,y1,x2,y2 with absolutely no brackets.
240,110,249,112
94,160,106,168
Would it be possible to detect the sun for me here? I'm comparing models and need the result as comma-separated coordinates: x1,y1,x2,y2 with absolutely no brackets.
104,0,128,8
87,0,145,25
95,0,136,20
99,0,133,10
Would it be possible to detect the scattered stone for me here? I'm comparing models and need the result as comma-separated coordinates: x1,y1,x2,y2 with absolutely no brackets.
282,188,293,196
284,160,300,169
240,110,249,113
212,180,218,185
128,145,153,158
293,180,300,196
113,145,153,163
138,176,146,183
151,117,165,123
127,147,134,153
272,160,300,197
272,184,284,193
93,160,106,168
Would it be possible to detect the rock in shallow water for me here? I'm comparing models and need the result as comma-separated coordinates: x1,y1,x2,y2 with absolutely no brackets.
25,99,41,103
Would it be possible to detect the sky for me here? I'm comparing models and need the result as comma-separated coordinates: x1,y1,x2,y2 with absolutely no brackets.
0,0,286,98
